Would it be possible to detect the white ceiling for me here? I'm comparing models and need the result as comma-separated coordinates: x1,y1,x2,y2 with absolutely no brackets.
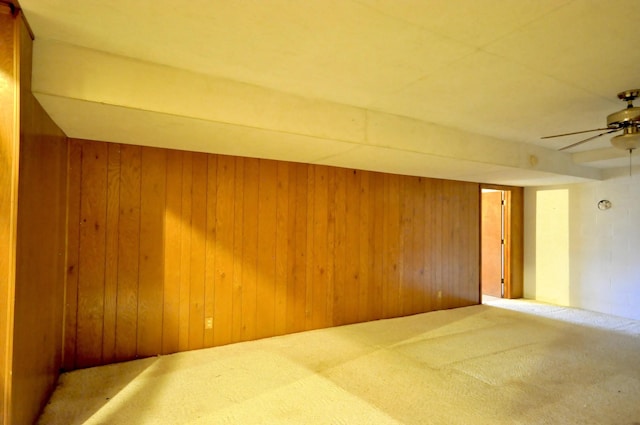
17,0,640,186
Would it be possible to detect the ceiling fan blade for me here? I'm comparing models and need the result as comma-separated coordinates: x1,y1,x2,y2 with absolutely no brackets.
558,128,621,151
541,127,612,139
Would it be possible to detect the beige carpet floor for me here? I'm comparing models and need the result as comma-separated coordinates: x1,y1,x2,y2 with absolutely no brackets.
38,298,640,425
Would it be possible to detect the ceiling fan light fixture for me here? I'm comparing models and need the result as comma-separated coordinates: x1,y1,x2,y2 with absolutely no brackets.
610,126,640,151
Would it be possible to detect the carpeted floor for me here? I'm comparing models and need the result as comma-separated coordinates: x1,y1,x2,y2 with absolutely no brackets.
38,298,640,425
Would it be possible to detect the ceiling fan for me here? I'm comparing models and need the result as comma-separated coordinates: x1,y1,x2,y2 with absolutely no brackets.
542,89,640,152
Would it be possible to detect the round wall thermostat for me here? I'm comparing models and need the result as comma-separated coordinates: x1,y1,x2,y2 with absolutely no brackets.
597,200,612,210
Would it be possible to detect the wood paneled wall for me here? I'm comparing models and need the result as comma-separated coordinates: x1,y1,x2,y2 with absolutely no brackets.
0,5,20,424
65,138,480,370
1,5,69,425
13,101,67,425
12,11,68,425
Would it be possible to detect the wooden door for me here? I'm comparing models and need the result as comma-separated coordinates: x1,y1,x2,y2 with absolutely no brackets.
481,191,503,297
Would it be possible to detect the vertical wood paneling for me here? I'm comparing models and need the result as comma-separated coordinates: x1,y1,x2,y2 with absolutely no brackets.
325,167,336,326
63,141,82,371
412,178,426,315
162,151,182,354
274,162,289,335
213,155,235,346
344,170,360,325
115,145,141,362
188,153,208,351
65,139,485,369
461,182,478,305
256,160,278,338
383,174,401,318
0,9,18,421
304,165,315,330
241,158,259,341
231,158,245,343
76,141,108,368
285,162,298,333
371,173,384,319
507,187,524,299
178,152,192,352
399,177,413,316
137,147,166,356
310,165,328,330
12,42,68,423
357,171,371,322
289,163,308,333
441,180,453,308
203,155,218,348
432,179,444,310
102,144,121,364
331,168,347,325
422,178,434,313
450,181,463,306
468,183,481,303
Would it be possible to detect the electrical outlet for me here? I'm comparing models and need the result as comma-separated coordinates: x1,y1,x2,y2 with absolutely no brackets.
205,317,213,329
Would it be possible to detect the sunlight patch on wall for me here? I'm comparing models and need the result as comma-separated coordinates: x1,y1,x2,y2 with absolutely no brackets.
535,189,570,305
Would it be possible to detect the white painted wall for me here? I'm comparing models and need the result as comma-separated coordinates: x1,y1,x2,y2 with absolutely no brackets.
524,166,640,320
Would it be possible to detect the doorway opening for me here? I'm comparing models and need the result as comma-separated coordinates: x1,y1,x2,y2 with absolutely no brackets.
481,189,504,298
480,185,524,302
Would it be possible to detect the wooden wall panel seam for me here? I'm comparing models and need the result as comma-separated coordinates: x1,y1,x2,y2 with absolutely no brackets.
102,143,121,364
203,154,218,348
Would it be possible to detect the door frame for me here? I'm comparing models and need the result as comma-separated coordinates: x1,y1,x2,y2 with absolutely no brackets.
480,184,524,299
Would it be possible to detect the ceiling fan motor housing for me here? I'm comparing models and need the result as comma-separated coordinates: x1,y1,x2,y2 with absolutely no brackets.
606,89,640,128
607,90,640,150
606,107,640,128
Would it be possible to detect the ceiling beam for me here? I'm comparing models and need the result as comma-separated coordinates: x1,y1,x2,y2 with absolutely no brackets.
32,39,602,186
